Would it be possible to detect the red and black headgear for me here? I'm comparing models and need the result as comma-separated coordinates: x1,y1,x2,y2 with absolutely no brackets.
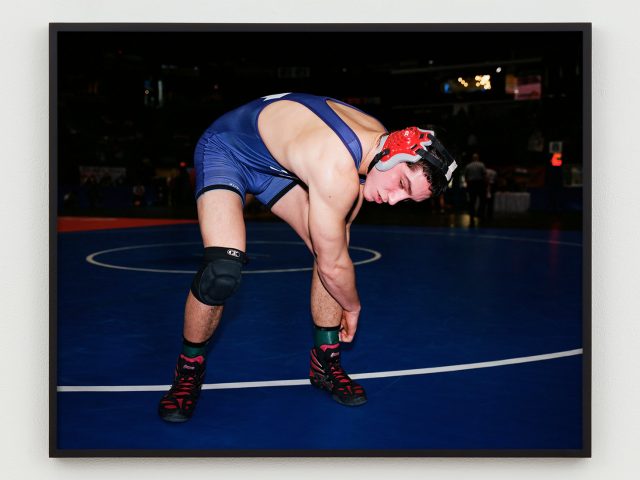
368,127,458,183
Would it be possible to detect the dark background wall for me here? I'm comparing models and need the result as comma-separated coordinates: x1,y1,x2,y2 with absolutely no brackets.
55,28,585,225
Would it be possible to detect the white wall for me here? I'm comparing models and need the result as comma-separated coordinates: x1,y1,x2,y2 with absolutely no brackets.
1,1,638,478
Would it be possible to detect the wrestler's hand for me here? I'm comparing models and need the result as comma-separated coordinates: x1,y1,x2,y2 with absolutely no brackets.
339,308,360,343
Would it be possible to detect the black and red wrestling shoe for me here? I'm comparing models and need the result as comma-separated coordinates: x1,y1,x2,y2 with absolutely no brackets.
158,354,206,422
309,343,367,406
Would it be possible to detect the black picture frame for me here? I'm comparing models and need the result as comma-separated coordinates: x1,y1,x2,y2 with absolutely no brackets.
50,22,591,458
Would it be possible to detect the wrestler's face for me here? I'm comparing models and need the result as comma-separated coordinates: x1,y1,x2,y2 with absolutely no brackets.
363,162,432,205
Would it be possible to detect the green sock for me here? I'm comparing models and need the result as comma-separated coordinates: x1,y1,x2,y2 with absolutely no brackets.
181,337,209,357
313,324,340,347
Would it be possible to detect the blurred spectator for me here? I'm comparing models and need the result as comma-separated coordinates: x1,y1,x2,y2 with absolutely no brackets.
464,153,487,225
132,183,146,207
485,166,498,220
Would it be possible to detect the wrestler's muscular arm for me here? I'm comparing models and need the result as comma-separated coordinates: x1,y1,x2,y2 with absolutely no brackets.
307,163,361,342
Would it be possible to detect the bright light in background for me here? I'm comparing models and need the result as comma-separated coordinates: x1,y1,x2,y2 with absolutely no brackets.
451,74,494,91
551,153,563,167
496,67,502,73
477,74,492,90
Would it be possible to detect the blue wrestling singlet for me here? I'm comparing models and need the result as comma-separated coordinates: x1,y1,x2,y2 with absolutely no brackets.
193,92,379,208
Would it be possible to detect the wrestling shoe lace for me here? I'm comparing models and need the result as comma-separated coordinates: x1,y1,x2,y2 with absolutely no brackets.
158,354,205,422
309,344,367,406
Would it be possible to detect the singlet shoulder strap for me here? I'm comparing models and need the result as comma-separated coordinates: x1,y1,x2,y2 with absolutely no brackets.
269,93,364,166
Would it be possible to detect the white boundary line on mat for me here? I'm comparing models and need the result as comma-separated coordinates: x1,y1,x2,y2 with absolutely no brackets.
57,348,583,393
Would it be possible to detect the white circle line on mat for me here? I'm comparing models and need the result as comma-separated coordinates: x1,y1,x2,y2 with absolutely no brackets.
85,241,382,274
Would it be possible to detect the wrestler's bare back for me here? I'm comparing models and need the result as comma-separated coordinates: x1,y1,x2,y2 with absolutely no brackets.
257,100,385,221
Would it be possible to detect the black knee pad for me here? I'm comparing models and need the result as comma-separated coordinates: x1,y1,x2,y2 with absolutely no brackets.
191,247,248,306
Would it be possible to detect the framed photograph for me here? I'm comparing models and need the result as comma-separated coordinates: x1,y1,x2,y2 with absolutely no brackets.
50,23,591,457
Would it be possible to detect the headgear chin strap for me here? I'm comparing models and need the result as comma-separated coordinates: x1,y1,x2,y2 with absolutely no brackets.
368,127,458,182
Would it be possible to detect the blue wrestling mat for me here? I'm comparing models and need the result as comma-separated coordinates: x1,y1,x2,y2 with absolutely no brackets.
54,221,584,454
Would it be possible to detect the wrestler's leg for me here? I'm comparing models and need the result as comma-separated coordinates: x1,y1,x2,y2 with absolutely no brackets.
184,189,247,343
270,184,366,406
159,189,246,422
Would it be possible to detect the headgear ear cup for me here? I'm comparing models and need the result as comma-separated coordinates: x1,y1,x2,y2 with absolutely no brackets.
424,133,458,181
